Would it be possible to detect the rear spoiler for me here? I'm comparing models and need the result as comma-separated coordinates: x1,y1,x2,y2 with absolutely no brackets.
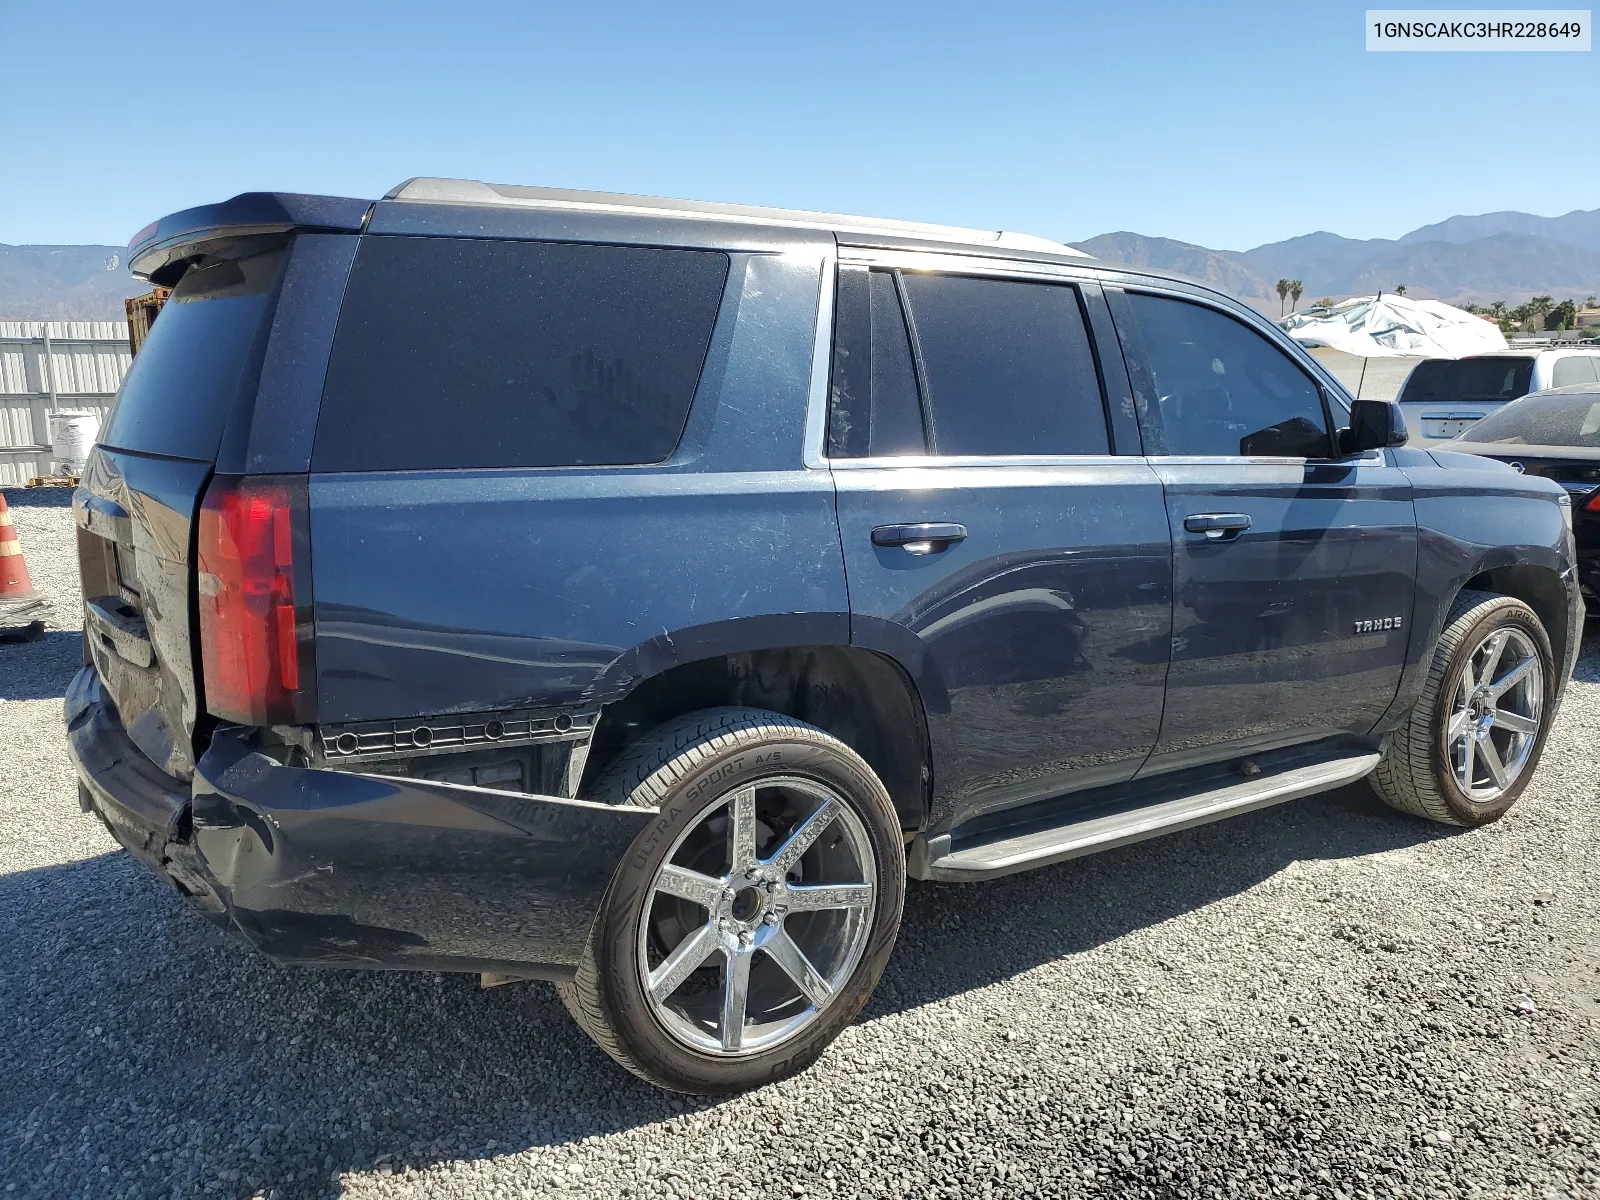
128,192,373,285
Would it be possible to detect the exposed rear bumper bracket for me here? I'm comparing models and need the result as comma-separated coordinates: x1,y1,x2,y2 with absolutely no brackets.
65,665,652,979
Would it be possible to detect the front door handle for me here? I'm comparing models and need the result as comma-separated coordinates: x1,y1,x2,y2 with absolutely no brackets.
871,523,967,555
1183,513,1252,541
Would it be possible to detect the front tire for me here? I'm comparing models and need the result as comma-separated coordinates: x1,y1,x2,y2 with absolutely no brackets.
558,707,906,1094
1370,590,1556,827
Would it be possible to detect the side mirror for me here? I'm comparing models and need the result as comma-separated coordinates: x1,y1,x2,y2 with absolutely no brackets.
1338,398,1408,455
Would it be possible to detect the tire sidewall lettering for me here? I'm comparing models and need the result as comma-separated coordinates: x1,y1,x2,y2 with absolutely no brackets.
1433,605,1554,818
597,721,905,1092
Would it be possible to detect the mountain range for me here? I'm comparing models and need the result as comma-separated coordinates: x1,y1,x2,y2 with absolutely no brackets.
5,205,1600,319
0,244,150,321
1072,207,1600,316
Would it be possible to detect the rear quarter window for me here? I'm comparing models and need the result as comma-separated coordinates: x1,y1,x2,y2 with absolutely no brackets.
312,236,731,471
1551,356,1600,387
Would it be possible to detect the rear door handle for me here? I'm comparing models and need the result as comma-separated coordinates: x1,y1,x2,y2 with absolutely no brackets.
871,523,967,554
1183,513,1252,540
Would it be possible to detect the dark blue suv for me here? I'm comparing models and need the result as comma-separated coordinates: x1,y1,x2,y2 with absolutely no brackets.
68,180,1584,1093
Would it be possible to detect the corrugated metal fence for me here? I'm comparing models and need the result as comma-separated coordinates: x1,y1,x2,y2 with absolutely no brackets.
0,321,130,485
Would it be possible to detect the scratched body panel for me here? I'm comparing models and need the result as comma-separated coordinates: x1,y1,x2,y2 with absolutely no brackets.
309,247,851,723
189,720,655,976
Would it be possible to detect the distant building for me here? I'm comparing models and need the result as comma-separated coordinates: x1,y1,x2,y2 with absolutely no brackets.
1576,307,1600,330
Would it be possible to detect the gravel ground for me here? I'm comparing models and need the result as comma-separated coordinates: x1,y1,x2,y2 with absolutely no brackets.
2,486,1598,1200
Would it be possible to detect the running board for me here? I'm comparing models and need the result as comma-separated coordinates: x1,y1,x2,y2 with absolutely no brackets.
916,752,1380,882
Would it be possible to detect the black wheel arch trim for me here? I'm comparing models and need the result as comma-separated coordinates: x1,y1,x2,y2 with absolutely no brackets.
581,613,939,832
1374,544,1581,735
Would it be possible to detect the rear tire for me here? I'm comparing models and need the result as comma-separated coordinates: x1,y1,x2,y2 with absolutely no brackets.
1369,590,1555,827
557,707,905,1094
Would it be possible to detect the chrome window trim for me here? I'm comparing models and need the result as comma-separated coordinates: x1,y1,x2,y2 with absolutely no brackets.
827,453,1134,470
1143,450,1387,467
1101,275,1355,422
837,246,1100,285
801,249,837,471
800,252,1388,472
805,248,1120,469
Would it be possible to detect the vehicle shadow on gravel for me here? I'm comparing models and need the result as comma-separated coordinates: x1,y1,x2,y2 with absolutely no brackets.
0,486,74,510
0,630,82,700
0,781,1463,1198
869,781,1453,1020
3,632,1592,1196
1,849,704,1198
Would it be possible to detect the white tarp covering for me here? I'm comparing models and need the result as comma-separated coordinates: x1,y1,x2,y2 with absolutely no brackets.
1280,294,1508,359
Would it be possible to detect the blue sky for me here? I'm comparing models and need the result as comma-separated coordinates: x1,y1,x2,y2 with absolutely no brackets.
3,1,1596,250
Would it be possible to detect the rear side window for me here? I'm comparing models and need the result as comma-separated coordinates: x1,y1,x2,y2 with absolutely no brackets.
900,274,1109,457
101,249,284,462
1399,357,1535,404
313,237,730,471
828,268,926,457
1551,356,1600,387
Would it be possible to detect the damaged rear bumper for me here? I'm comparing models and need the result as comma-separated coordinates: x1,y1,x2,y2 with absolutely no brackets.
64,665,652,979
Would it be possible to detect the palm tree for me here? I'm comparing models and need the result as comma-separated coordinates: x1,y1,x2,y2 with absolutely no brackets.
1489,301,1506,318
1394,284,1407,296
1529,295,1554,331
1276,279,1291,316
1585,294,1597,308
1290,280,1303,312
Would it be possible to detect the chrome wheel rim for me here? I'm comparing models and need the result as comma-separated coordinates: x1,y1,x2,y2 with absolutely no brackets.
636,776,877,1057
1448,627,1543,803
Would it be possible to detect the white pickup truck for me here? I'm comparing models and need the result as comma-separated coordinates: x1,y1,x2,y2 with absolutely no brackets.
1399,348,1600,445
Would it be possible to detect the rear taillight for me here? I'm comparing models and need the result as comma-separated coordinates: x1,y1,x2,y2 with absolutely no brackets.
197,475,315,725
1585,490,1600,513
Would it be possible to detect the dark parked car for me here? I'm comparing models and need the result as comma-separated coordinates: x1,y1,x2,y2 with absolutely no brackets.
68,181,1583,1094
1449,383,1600,605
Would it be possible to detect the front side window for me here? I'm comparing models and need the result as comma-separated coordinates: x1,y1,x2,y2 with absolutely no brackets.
313,236,730,471
1123,292,1332,458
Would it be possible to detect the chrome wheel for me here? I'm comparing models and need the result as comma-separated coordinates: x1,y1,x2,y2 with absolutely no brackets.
636,776,877,1057
1447,627,1543,803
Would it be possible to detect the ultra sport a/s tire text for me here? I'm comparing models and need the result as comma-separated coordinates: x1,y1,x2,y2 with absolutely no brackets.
557,707,906,1094
1370,590,1556,827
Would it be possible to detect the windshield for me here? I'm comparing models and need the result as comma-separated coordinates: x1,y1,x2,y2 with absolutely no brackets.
1398,357,1535,405
1459,391,1600,447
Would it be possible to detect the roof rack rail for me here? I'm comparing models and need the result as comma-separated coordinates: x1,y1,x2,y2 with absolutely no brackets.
384,177,1087,258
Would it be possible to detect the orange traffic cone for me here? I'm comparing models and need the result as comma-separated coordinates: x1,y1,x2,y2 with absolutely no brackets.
0,492,47,637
